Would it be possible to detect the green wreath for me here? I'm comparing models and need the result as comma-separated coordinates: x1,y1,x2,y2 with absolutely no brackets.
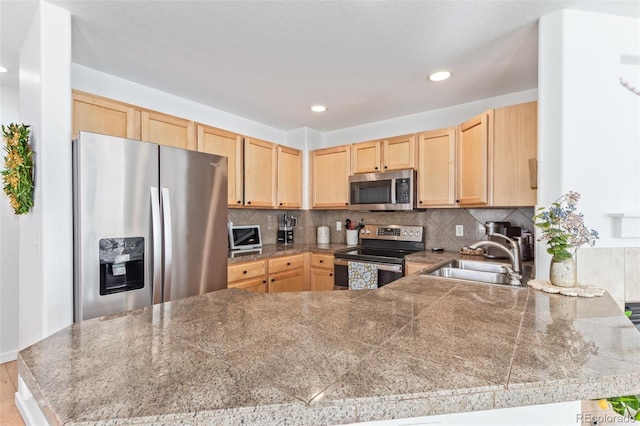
2,123,34,215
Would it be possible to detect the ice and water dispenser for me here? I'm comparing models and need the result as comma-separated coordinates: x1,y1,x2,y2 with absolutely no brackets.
99,237,145,295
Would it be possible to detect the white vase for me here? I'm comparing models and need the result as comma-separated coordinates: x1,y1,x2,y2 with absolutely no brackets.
549,256,577,287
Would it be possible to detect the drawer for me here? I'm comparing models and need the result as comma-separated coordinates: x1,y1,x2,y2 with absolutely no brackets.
268,254,304,274
310,253,334,269
228,276,267,293
228,260,266,283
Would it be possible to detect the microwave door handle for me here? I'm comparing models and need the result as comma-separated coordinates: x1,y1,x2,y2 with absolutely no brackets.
390,178,397,204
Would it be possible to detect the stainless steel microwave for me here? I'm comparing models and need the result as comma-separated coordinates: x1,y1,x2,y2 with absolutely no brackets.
228,224,262,250
349,169,417,211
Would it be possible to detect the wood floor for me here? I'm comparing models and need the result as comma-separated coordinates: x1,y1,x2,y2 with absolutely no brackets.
0,361,24,425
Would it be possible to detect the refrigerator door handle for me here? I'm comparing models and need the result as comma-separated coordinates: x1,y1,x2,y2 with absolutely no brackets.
150,187,162,304
161,187,173,301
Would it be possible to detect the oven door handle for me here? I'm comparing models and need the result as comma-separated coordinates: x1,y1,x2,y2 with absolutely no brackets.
333,258,403,273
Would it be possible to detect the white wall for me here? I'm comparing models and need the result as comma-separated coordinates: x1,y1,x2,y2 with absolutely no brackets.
18,1,73,350
537,10,640,279
0,85,21,362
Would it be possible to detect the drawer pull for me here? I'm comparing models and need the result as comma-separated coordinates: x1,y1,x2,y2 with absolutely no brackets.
287,262,291,266
319,260,323,263
243,270,247,274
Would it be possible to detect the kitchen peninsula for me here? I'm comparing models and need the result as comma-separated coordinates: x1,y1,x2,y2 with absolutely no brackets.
17,268,640,425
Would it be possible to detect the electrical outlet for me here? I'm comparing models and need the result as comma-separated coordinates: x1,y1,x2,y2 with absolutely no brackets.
455,225,464,236
336,221,342,231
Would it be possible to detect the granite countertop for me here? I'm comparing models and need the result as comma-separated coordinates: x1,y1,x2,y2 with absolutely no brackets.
227,243,351,264
18,271,640,425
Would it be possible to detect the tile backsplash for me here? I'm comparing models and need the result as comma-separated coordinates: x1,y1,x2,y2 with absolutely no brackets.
228,207,535,252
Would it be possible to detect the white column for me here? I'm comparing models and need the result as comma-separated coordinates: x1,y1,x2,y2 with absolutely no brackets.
18,1,72,349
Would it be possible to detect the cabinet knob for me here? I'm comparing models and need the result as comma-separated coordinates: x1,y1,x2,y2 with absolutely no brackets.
237,200,242,204
271,278,275,282
419,200,423,204
262,280,266,284
345,202,349,205
456,199,460,203
279,202,283,206
375,166,379,170
286,262,291,266
319,260,323,263
329,273,333,277
384,165,387,169
247,201,251,205
243,270,247,274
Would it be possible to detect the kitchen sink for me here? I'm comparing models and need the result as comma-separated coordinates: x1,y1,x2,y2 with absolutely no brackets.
421,259,532,286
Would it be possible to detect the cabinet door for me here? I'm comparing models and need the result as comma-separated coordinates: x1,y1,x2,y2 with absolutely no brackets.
141,110,196,150
492,101,537,206
228,276,267,293
268,268,305,292
244,138,277,208
457,111,492,206
197,124,244,207
277,146,303,209
352,141,382,174
383,134,416,171
417,128,456,207
311,146,351,209
310,268,334,291
72,91,140,140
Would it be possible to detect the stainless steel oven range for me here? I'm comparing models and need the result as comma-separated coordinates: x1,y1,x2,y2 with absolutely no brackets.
333,224,424,289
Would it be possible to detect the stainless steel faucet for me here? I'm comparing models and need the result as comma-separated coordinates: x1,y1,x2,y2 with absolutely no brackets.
469,232,523,284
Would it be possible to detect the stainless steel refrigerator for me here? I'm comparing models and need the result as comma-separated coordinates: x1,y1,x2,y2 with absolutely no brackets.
73,131,228,321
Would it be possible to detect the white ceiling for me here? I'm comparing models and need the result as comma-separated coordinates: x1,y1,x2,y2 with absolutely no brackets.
1,1,638,132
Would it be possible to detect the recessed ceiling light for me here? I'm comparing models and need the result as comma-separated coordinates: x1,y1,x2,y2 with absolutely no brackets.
428,70,452,82
310,105,327,113
0,66,7,73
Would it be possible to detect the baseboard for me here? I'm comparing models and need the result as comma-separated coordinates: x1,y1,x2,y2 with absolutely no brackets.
0,350,17,364
15,376,50,426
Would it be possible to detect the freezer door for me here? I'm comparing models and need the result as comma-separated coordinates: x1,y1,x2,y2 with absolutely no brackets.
73,132,158,321
159,146,228,301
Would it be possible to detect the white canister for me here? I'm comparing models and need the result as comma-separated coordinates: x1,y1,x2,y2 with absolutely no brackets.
317,226,330,244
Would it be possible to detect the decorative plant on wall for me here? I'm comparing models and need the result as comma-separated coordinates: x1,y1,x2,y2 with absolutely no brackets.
2,123,34,214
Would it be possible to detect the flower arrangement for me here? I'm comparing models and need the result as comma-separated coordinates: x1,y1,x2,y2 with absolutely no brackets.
1,123,34,215
533,191,598,260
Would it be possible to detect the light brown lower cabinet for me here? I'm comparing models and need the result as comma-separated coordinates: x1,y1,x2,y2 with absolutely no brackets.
309,253,335,291
268,268,305,292
228,253,336,293
227,260,267,293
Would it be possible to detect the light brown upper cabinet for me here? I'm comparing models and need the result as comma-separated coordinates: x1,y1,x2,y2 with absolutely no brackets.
351,134,416,174
416,128,456,207
141,110,196,150
311,145,351,209
277,146,303,209
492,101,537,206
456,101,537,207
196,124,243,207
456,111,492,206
244,137,277,208
72,90,140,140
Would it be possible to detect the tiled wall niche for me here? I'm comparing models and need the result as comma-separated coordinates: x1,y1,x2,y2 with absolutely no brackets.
228,207,535,252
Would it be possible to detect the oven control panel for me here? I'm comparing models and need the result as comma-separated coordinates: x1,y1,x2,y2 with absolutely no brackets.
359,225,423,242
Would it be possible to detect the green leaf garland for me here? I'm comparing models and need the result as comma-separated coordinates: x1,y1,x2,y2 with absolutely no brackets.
1,123,34,215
